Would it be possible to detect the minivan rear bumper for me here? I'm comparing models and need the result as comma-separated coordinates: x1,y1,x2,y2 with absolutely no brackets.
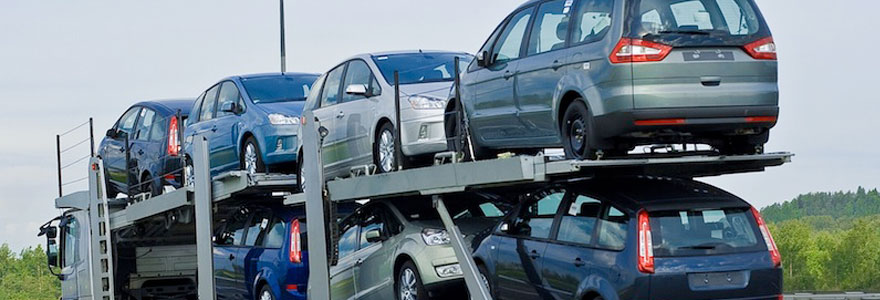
592,105,778,147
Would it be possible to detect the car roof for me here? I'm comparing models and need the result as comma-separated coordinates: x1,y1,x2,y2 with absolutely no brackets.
574,177,750,213
134,99,195,115
233,72,320,81
516,0,543,10
368,50,472,58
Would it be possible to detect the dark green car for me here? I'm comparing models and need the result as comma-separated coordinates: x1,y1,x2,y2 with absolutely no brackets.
446,0,778,160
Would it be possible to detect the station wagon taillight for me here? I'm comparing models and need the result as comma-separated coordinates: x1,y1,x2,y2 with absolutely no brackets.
290,219,302,263
751,207,782,267
167,117,180,157
610,38,673,64
637,210,655,273
744,37,777,60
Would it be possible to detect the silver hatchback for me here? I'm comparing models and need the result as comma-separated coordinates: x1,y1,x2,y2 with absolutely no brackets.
300,51,473,181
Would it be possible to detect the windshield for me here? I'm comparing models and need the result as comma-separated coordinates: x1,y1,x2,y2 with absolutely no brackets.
372,53,473,85
627,0,769,45
241,76,318,104
650,207,764,257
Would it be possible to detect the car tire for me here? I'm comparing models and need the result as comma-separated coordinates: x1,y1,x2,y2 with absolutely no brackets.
477,264,495,299
258,285,275,300
184,156,195,189
561,100,598,160
296,151,305,192
241,137,266,176
141,173,162,197
374,122,399,174
396,261,428,300
445,103,496,161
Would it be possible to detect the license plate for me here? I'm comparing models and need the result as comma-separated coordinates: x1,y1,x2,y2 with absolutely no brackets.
683,51,735,61
687,271,749,291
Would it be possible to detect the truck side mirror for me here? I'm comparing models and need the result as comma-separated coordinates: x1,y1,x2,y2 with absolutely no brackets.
47,239,59,268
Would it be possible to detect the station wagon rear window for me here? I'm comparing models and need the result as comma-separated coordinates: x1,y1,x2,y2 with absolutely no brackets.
242,76,316,104
649,207,764,257
627,0,768,46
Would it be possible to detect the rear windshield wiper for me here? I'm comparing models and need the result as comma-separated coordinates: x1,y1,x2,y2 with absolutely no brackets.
677,244,718,250
656,30,713,35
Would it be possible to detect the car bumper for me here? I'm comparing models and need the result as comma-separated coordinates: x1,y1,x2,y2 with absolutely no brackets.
400,108,447,157
413,245,465,288
258,124,300,167
593,105,778,147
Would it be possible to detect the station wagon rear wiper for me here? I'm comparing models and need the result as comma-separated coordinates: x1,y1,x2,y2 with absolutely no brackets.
677,244,717,250
656,30,713,35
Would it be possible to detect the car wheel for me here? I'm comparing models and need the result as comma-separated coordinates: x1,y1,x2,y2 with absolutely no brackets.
374,122,399,174
184,156,195,189
296,151,305,191
445,104,496,161
477,264,495,298
397,261,428,300
141,173,161,197
242,137,266,176
258,285,275,300
561,100,598,160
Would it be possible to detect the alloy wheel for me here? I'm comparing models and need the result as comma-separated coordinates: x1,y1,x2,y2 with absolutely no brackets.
259,289,273,300
378,129,395,173
399,268,418,300
244,143,258,176
184,162,194,188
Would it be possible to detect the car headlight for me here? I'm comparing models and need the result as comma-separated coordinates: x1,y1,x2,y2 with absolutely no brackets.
268,114,301,125
407,95,446,110
421,228,450,246
435,264,463,278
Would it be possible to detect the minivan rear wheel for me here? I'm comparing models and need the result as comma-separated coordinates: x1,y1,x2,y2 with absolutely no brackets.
561,100,598,160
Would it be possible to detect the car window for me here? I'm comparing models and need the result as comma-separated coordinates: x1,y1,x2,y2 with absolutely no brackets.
514,190,564,239
714,0,758,35
359,206,386,249
337,216,360,258
571,0,614,44
597,205,628,250
149,116,166,143
200,85,219,122
557,195,601,245
492,7,533,64
262,217,286,248
245,211,271,247
650,207,762,256
117,107,141,135
218,212,249,246
342,60,375,103
134,108,157,141
305,73,327,111
189,94,204,125
527,0,572,56
320,65,345,107
670,0,713,30
216,81,242,118
62,217,79,268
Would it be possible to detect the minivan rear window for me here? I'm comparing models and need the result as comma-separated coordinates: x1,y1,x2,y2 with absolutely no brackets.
649,207,763,257
626,0,769,46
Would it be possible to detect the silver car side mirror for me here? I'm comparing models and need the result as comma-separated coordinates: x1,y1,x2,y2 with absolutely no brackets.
345,84,368,96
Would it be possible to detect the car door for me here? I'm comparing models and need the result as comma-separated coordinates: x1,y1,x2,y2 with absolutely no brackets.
494,189,565,299
353,205,396,300
214,210,250,300
241,209,273,299
191,84,220,173
469,6,534,147
104,107,141,190
515,0,576,144
541,193,602,298
213,81,245,172
336,60,379,171
312,65,346,179
130,107,160,191
330,214,361,300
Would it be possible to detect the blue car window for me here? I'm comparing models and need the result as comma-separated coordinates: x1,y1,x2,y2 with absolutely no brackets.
242,76,315,104
514,190,564,239
320,65,345,107
134,108,156,141
149,115,166,143
200,85,220,122
571,0,614,44
216,81,241,118
492,7,533,64
527,0,571,56
337,217,360,258
262,217,286,248
597,205,628,250
557,195,601,245
117,107,141,136
245,211,270,247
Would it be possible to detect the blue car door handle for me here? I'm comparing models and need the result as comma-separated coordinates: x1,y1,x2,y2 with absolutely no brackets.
573,257,586,267
551,60,563,71
503,70,514,80
528,249,540,259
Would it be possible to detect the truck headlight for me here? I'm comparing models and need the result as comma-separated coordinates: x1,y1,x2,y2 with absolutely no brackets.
268,114,301,125
435,264,463,278
421,228,450,246
407,95,446,110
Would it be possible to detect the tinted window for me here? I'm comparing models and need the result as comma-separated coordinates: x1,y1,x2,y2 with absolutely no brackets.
597,206,628,250
218,212,249,246
341,60,375,103
241,76,316,104
514,191,564,239
630,0,762,37
117,107,141,135
304,73,327,111
571,0,614,44
134,108,156,141
392,194,509,222
320,66,345,107
200,85,219,122
650,207,762,257
188,94,204,126
527,0,572,55
262,217,286,248
493,8,533,63
337,216,359,258
557,195,601,245
245,211,271,246
359,206,386,249
149,116,166,143
372,53,473,85
216,81,241,118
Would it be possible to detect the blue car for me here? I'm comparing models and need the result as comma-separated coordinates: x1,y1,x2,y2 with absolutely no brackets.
98,100,193,198
183,73,319,181
474,177,783,300
213,203,358,300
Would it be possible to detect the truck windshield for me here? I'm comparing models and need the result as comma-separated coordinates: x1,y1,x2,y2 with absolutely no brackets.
649,207,764,257
372,53,473,85
242,76,317,104
627,0,768,45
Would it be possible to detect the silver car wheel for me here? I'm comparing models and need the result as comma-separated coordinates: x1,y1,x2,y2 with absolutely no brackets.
184,162,194,188
245,143,258,175
480,272,490,293
378,129,395,173
399,268,418,300
260,289,273,300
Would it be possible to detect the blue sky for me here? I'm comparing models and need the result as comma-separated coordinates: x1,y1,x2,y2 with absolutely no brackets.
0,0,878,251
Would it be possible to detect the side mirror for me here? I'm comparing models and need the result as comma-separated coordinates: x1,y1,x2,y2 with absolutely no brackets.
476,50,491,67
345,84,369,97
106,129,118,139
47,239,59,268
220,102,240,114
365,229,384,243
45,226,57,239
499,222,511,233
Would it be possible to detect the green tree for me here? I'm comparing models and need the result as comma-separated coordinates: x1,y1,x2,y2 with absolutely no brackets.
0,244,61,300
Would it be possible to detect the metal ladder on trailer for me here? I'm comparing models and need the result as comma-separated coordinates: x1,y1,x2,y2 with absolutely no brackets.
87,158,116,300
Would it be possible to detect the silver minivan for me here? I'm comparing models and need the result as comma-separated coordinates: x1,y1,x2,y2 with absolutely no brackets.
300,51,473,182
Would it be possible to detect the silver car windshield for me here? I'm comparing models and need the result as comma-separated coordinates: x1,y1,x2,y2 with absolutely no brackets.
372,53,473,85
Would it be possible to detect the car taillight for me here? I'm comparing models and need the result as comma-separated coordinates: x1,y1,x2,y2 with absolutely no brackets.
289,219,302,263
167,117,180,157
637,210,655,273
751,207,782,267
744,37,777,60
610,38,673,64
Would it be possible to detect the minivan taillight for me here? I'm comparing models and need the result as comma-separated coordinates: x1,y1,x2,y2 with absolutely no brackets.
751,207,781,267
637,210,655,273
744,37,777,60
167,117,180,157
289,219,302,263
610,38,673,64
